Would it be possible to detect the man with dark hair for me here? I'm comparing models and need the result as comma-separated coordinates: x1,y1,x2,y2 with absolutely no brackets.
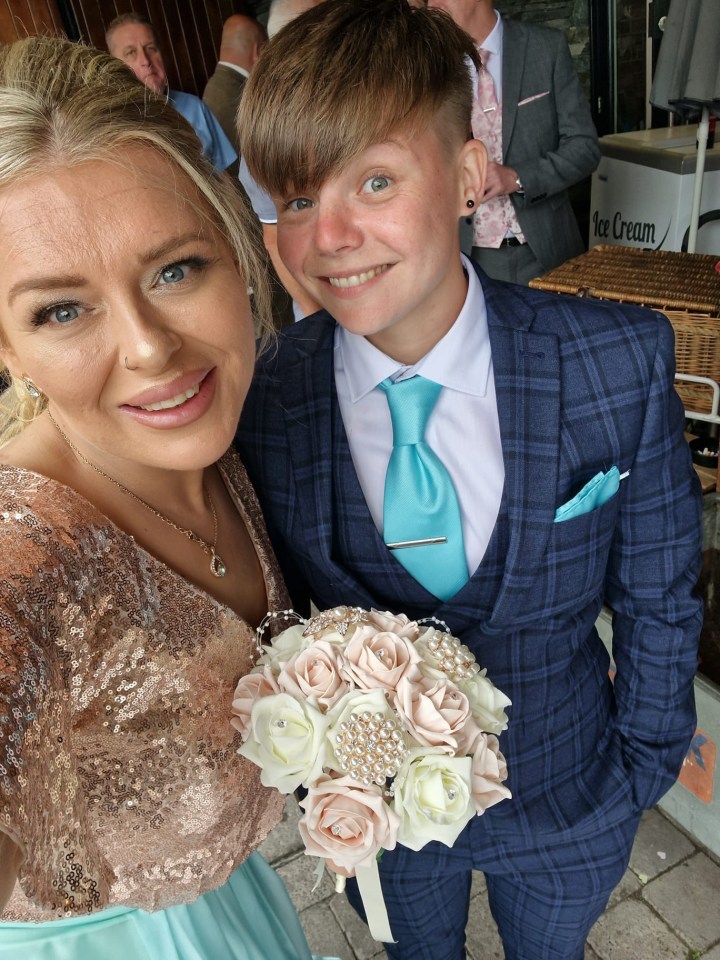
106,12,236,173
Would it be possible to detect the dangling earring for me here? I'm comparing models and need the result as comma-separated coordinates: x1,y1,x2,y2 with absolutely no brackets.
22,376,42,399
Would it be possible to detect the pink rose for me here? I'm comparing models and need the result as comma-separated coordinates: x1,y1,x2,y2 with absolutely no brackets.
342,629,421,693
276,640,353,711
394,674,470,753
298,774,399,874
230,666,280,740
366,610,420,640
468,732,512,813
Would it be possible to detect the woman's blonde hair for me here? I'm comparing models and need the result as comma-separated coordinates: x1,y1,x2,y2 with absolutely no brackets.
239,0,478,197
0,35,271,442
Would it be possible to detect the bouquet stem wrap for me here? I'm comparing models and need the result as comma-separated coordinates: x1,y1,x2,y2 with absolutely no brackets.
356,861,395,943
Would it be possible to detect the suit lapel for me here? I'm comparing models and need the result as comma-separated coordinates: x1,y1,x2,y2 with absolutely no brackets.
501,19,527,158
481,274,561,626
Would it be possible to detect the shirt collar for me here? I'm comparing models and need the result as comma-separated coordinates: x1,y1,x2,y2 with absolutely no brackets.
482,11,502,57
336,254,492,402
218,61,250,79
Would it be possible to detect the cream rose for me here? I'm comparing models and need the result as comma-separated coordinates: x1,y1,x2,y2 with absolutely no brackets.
257,623,309,669
342,629,421,693
392,749,476,851
468,732,512,813
230,666,280,740
456,670,511,735
393,674,470,753
366,610,420,640
237,693,327,793
298,774,399,873
277,640,353,711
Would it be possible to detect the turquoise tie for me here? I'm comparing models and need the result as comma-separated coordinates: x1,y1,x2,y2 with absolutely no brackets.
380,375,468,601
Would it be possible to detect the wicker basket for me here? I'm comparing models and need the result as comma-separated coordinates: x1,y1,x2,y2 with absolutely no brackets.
530,245,720,414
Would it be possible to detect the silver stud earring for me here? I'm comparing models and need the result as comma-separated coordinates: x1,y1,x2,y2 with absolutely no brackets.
22,376,42,399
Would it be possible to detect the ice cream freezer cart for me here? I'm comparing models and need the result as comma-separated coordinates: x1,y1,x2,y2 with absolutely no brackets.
589,125,720,256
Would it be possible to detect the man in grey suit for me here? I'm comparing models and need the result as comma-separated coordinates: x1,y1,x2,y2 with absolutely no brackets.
203,15,266,156
430,0,600,284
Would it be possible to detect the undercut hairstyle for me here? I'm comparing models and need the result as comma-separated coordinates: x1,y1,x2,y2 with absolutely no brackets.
239,0,479,196
0,35,271,441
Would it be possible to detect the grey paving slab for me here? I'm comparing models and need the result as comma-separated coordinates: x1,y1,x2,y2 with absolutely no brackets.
588,899,689,960
607,867,642,909
277,854,337,913
329,895,388,960
300,901,354,959
642,852,720,951
702,942,720,959
258,796,305,864
629,808,695,882
465,882,504,960
470,870,487,897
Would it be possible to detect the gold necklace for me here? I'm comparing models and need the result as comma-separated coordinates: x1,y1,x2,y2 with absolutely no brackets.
47,410,227,578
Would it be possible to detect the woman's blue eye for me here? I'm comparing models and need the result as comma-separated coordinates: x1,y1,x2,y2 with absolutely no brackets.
50,304,79,323
364,175,390,193
287,197,314,212
31,301,83,327
159,264,187,284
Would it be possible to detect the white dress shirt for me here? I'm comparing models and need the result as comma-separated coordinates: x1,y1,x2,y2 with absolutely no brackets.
334,256,504,576
480,11,503,101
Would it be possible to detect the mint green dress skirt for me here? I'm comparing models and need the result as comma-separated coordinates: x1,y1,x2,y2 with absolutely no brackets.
0,854,336,960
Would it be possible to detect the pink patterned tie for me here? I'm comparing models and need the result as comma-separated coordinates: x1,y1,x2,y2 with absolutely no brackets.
471,49,525,248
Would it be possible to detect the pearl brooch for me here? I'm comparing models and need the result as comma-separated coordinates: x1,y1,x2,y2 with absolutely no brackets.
334,710,407,786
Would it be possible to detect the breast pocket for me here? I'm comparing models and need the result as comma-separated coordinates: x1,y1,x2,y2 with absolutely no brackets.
536,490,621,614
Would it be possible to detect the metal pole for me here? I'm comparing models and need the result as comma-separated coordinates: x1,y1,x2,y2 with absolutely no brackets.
687,105,710,253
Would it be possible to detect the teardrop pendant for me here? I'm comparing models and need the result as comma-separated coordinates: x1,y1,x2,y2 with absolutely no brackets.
210,549,227,578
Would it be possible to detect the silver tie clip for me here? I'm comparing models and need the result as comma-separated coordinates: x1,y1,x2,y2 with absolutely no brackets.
386,537,447,550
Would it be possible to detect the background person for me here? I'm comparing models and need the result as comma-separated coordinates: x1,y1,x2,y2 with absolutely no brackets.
235,1,703,957
203,15,267,157
106,11,237,173
429,0,600,285
0,35,335,960
238,0,326,320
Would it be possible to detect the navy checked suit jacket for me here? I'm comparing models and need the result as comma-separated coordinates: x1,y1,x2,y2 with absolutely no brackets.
237,268,703,842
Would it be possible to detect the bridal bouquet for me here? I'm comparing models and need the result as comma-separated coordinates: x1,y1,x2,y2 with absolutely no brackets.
232,607,511,890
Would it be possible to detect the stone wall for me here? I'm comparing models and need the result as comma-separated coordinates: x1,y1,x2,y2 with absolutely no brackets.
497,0,591,96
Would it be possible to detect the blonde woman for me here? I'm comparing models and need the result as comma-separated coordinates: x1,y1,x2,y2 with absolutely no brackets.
0,36,332,960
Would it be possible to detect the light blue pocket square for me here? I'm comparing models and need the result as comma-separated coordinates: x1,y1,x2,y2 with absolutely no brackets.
554,467,623,523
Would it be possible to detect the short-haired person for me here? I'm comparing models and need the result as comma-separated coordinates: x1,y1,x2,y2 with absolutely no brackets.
235,2,703,958
106,12,237,173
0,35,337,960
203,15,267,156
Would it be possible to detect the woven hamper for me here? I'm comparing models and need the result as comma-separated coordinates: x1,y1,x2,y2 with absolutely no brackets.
530,245,720,415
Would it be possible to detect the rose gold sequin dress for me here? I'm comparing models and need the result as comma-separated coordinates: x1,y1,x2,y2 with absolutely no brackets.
0,450,324,959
